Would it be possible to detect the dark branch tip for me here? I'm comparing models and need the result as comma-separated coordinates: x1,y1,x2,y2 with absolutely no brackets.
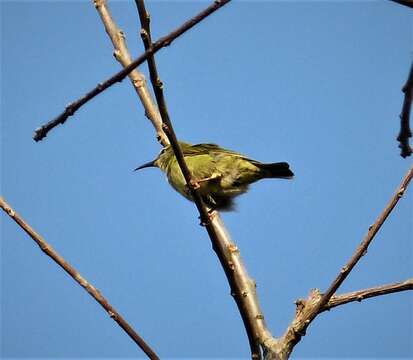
33,128,46,142
401,147,413,158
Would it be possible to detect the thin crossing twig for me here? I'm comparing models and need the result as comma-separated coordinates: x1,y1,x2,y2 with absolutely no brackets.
278,165,413,359
33,0,231,142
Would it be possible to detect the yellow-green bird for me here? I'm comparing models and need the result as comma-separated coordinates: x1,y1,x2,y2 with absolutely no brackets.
135,141,294,211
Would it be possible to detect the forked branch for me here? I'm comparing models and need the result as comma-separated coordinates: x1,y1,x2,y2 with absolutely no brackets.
0,196,159,360
277,165,413,359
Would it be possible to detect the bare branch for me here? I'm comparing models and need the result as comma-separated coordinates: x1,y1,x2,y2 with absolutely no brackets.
32,0,231,142
397,60,413,158
323,278,413,311
0,196,160,360
278,165,413,359
94,0,167,145
134,1,271,358
320,165,413,304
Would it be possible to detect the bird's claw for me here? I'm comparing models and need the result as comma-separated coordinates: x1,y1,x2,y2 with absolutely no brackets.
189,179,200,190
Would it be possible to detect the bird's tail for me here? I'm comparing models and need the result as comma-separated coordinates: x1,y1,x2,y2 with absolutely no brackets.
258,162,294,179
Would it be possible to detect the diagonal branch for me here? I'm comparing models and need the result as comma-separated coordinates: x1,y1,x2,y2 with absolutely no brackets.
278,165,413,359
389,0,413,9
397,60,413,158
0,196,160,360
134,1,269,358
32,0,230,142
322,278,413,311
94,0,166,145
317,166,413,311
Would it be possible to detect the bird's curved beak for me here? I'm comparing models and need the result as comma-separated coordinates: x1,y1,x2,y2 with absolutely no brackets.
134,160,156,171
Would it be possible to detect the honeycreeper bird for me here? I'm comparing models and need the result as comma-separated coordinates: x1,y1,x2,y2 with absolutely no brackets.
134,142,294,211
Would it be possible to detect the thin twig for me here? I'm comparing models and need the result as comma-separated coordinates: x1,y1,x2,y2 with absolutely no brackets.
278,165,413,359
397,60,413,158
32,0,231,142
389,0,413,9
134,1,266,358
94,0,167,145
0,196,160,360
322,278,413,311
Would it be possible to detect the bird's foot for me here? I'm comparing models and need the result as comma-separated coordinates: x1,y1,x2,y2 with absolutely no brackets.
189,178,200,190
208,208,218,220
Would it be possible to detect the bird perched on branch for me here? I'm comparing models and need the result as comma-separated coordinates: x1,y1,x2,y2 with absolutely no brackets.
135,141,294,211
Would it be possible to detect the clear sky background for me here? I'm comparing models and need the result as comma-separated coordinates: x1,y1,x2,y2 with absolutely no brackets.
1,1,412,359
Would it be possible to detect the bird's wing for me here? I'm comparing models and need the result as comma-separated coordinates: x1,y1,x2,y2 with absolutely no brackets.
184,153,221,181
184,143,242,157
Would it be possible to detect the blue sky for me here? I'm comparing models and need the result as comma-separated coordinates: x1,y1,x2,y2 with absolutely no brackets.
1,1,412,358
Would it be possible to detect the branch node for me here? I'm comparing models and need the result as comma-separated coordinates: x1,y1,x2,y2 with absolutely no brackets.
93,0,103,8
118,30,125,40
65,103,76,117
74,273,88,287
294,299,306,314
155,78,163,89
39,243,51,253
140,28,148,40
113,49,121,61
340,265,349,274
4,206,15,217
227,243,239,253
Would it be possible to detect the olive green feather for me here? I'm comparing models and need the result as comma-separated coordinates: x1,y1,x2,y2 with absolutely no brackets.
135,141,293,211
